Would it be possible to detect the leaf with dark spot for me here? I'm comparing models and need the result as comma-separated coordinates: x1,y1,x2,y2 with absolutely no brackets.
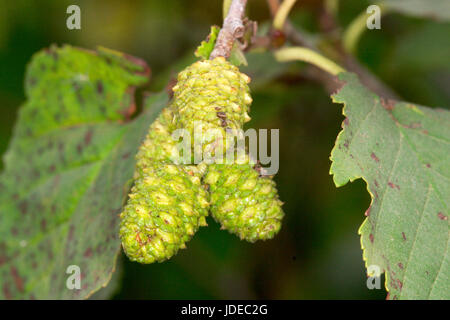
370,152,379,163
0,45,168,299
437,212,447,220
330,73,450,300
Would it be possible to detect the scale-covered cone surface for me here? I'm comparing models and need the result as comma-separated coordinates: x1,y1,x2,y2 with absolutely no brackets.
121,56,284,263
120,163,209,264
204,161,284,242
171,57,252,159
134,107,178,178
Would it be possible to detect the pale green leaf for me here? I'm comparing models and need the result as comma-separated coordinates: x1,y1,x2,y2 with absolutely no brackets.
195,26,220,60
330,72,450,299
0,45,167,299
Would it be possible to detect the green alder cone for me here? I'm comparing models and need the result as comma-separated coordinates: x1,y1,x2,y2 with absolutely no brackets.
204,160,284,242
170,57,284,242
120,55,285,263
120,163,209,264
120,106,209,264
171,57,253,158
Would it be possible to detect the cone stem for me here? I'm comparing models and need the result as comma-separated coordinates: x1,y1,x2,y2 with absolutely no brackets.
210,0,248,59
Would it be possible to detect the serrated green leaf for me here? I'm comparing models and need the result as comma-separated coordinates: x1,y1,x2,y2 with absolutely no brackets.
195,26,220,60
381,0,450,21
0,45,168,299
330,72,449,299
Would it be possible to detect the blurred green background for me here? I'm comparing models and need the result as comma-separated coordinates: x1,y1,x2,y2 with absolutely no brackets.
1,0,448,299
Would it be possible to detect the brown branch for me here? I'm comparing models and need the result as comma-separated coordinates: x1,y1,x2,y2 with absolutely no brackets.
210,0,248,59
266,0,399,99
286,27,398,99
340,53,399,99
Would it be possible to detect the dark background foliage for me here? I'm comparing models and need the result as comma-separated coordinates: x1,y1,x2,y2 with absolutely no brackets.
1,0,448,299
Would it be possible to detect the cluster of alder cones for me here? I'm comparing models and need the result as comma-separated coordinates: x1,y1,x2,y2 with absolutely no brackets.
119,57,284,264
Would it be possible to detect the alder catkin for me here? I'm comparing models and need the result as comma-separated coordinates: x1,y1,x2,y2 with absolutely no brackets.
120,57,285,264
172,57,284,242
119,108,208,264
